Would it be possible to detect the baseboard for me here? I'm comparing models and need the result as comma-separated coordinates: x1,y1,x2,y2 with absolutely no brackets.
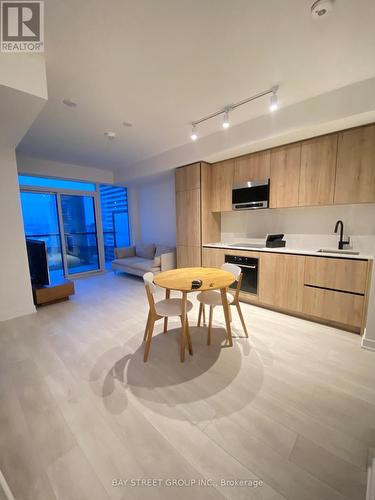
361,329,375,352
0,469,15,500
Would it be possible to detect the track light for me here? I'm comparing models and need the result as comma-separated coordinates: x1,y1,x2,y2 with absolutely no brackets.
190,124,198,141
270,89,279,111
222,110,230,129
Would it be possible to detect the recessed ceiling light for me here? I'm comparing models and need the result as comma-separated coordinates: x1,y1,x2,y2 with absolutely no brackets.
122,121,133,127
104,131,116,139
62,98,77,108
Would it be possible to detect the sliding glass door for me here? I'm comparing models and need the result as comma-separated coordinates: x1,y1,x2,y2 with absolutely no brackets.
20,192,64,281
60,194,100,275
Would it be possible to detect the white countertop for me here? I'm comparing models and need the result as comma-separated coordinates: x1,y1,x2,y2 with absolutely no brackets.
203,242,374,260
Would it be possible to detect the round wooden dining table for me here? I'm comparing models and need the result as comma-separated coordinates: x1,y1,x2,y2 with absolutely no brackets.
153,267,235,362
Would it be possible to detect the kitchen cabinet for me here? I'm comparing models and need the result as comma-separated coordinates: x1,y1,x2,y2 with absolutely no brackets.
175,163,200,192
304,256,369,294
234,150,271,185
299,134,338,206
175,163,220,267
177,246,201,268
302,287,364,328
176,188,201,247
334,124,375,204
211,159,234,212
270,143,301,208
202,248,226,268
258,253,305,312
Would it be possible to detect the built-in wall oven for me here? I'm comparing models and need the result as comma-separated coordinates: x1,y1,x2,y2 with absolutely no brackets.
225,254,258,295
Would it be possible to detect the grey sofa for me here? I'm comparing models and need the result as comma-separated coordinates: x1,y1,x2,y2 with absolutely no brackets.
112,243,176,277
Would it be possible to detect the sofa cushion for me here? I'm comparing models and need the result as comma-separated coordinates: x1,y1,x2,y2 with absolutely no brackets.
112,256,148,268
153,245,172,267
131,259,160,273
136,243,155,260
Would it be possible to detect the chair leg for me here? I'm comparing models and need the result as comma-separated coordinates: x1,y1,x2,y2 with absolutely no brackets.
197,303,203,327
143,319,155,362
207,306,214,345
186,317,193,355
236,302,248,337
143,311,151,342
228,305,232,322
163,317,168,333
202,304,206,325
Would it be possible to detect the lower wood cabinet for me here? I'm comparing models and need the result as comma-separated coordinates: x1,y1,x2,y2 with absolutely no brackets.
258,253,305,312
177,246,201,268
201,248,371,332
302,286,364,328
202,247,226,268
304,256,369,294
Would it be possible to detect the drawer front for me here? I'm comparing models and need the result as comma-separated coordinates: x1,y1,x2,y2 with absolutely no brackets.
304,257,368,294
302,286,364,327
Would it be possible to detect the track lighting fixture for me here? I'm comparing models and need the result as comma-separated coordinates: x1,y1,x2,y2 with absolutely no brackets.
190,85,279,140
190,124,198,141
270,88,279,112
222,109,230,129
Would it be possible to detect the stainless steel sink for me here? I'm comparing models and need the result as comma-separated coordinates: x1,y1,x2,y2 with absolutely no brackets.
317,248,360,255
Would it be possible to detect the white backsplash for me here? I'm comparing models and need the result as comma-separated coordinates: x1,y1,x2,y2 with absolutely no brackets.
220,204,375,254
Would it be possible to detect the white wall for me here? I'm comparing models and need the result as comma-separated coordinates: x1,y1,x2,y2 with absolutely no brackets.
17,155,114,184
129,172,176,247
0,148,36,320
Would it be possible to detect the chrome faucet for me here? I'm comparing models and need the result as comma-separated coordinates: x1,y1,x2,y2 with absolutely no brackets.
334,220,350,250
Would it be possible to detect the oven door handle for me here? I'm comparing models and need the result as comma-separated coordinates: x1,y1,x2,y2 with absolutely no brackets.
239,264,257,269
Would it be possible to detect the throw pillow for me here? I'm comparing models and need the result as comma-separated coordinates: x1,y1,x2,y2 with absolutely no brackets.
136,243,156,260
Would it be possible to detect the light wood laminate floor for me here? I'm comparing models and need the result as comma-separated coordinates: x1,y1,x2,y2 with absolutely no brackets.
0,272,374,500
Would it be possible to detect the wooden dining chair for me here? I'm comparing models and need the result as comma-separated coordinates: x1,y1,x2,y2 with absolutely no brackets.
196,263,248,344
143,272,194,362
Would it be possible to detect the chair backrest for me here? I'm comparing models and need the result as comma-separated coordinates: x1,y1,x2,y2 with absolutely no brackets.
221,262,242,302
221,262,241,280
143,272,156,312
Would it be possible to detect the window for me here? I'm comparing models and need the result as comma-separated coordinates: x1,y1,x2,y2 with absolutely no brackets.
99,185,130,263
18,174,96,192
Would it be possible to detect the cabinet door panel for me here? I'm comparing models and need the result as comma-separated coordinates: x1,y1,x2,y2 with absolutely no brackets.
303,286,364,328
202,248,226,268
211,160,234,212
177,246,201,268
299,134,337,206
176,189,201,246
259,253,305,312
234,150,271,184
304,257,368,294
175,163,201,192
334,124,375,204
270,143,301,208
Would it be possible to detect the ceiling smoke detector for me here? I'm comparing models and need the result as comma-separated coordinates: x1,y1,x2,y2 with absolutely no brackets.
104,131,116,140
311,0,334,19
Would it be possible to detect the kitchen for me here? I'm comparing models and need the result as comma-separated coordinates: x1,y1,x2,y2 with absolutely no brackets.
175,123,375,338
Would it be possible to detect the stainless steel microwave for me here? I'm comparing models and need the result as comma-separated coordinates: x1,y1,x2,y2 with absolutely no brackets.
232,179,270,210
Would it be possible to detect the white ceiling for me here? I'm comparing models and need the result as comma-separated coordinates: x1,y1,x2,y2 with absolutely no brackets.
17,0,375,174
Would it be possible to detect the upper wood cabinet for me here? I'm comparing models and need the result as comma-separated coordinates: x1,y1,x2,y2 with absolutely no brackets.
299,134,338,206
334,124,375,204
175,163,200,192
234,150,271,185
269,143,301,208
211,159,234,212
258,253,305,312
